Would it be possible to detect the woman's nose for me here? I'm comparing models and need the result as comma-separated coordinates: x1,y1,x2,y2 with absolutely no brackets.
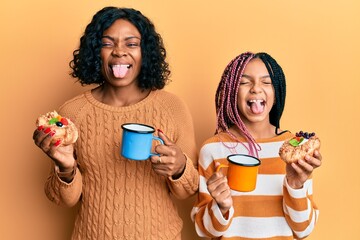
112,45,127,57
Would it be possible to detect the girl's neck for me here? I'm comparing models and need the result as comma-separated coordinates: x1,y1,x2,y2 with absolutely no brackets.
231,122,276,140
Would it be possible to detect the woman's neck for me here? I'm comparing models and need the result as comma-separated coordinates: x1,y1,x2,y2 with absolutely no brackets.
92,84,152,107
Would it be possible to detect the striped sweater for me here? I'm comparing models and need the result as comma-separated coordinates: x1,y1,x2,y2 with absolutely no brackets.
191,131,319,239
44,90,199,240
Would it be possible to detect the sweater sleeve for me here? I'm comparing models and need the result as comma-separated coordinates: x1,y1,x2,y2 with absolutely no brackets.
167,156,199,199
163,92,199,199
44,163,83,207
190,146,234,238
43,99,84,207
283,177,319,239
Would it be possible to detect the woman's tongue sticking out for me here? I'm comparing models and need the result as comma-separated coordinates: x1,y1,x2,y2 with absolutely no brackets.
112,65,129,78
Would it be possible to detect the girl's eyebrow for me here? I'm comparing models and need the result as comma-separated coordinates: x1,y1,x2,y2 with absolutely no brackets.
241,74,270,79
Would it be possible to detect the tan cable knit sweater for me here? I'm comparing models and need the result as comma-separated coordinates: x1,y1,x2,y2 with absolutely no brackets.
44,90,199,240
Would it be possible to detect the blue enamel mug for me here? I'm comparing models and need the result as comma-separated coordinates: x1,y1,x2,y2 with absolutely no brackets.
121,123,164,160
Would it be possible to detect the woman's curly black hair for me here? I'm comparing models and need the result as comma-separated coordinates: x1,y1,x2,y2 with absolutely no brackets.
69,6,170,90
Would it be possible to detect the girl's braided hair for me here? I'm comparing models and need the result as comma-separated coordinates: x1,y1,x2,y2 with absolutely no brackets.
215,52,286,156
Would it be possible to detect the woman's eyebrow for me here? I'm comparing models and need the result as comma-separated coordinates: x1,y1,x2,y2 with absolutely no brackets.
101,35,114,41
124,36,141,41
101,35,141,41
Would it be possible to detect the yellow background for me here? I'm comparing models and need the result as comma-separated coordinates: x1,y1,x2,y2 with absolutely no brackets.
1,0,359,239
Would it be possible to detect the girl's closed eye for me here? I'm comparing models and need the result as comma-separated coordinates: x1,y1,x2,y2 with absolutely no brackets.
240,80,251,85
262,81,272,85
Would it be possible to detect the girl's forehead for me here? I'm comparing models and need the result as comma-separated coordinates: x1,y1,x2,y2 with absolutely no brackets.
243,58,268,75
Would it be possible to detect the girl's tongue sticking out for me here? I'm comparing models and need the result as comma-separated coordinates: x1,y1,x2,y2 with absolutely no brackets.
248,99,265,114
112,65,130,78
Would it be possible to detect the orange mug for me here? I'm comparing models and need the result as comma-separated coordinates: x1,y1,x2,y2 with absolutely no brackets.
216,154,261,192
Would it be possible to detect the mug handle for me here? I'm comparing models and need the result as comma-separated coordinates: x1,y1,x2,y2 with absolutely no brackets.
149,136,164,157
216,164,229,172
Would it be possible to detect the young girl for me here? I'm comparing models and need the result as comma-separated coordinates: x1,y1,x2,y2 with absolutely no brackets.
191,52,322,239
33,7,198,240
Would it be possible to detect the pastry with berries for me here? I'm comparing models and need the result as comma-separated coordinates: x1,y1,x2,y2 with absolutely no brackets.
279,131,321,163
36,110,78,146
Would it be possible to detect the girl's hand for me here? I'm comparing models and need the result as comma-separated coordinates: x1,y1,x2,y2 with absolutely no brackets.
33,126,76,171
286,150,322,189
207,162,233,216
150,130,187,179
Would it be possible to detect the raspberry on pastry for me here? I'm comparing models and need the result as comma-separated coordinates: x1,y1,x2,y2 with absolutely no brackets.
279,131,321,163
36,110,78,146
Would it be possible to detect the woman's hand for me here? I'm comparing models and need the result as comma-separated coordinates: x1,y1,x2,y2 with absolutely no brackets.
33,126,76,171
207,162,233,216
150,130,187,179
286,150,322,189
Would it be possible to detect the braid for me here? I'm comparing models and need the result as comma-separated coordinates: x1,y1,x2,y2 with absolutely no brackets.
215,52,286,157
255,53,286,128
215,52,260,156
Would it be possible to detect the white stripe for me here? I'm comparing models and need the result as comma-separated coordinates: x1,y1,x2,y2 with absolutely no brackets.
191,202,234,238
285,198,312,223
293,208,318,238
190,206,198,222
200,174,285,196
199,141,285,170
211,200,234,225
199,175,210,194
194,221,209,238
223,216,293,238
231,174,285,196
284,178,313,198
203,204,223,237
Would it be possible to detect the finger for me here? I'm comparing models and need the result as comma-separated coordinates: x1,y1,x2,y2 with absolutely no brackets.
210,181,230,198
297,159,314,172
157,129,174,146
313,150,322,161
150,155,162,165
151,164,172,177
208,175,227,190
304,155,322,168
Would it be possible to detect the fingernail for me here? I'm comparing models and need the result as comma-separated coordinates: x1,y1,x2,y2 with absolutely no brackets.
49,131,56,137
54,139,61,147
44,128,51,134
37,125,44,131
157,129,163,133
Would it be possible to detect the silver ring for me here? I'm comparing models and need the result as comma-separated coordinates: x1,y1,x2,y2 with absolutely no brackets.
158,157,162,164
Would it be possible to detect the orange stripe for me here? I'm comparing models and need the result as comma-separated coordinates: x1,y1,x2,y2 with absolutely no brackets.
208,204,233,232
232,195,285,217
200,159,227,178
200,131,294,146
215,236,294,240
283,186,310,211
284,208,314,232
259,157,286,174
194,206,216,238
202,157,286,175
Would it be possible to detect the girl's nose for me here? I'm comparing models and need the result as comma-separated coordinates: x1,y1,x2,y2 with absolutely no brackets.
250,82,262,93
